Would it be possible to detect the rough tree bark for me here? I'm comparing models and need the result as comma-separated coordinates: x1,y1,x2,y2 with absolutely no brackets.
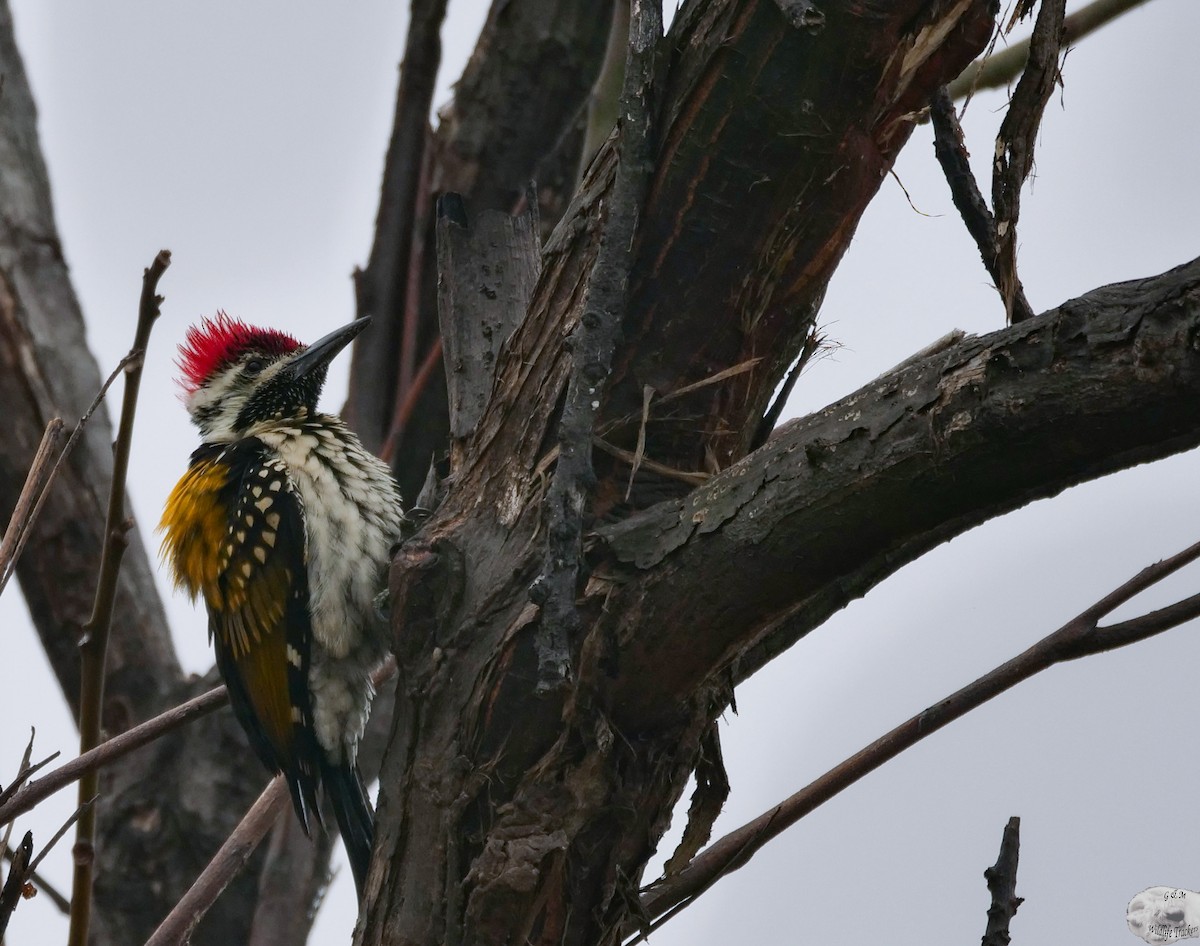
4,0,1199,944
358,1,1200,944
1,1,617,943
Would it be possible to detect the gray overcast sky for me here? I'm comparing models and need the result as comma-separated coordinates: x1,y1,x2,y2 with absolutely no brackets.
2,1,1199,943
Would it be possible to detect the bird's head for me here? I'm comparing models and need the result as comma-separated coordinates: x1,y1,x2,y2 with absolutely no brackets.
177,312,369,441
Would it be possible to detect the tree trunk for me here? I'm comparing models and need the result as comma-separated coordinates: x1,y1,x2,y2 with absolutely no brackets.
359,2,1021,943
5,0,1200,944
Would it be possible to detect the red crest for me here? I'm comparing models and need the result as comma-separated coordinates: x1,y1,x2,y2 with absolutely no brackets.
177,312,300,393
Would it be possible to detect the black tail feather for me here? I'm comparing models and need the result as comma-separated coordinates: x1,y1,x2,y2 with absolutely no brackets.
322,760,375,901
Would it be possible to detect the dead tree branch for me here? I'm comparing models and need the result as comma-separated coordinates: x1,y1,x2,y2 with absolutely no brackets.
982,817,1024,946
2,841,69,914
0,687,227,827
929,87,1033,322
68,249,169,946
144,780,289,946
0,830,32,939
0,419,63,595
600,257,1200,718
992,0,1066,322
638,536,1200,927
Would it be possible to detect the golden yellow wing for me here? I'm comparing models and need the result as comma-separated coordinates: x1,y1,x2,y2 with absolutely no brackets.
161,441,320,830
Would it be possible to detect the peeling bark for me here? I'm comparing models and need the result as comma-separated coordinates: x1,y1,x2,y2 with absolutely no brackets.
364,4,1009,944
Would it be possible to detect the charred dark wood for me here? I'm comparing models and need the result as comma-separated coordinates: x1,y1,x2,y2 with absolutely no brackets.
600,0,1001,486
928,86,1029,324
982,816,1024,946
460,0,1000,529
0,830,33,938
535,0,662,689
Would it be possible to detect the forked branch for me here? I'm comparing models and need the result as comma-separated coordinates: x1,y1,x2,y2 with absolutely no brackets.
0,686,227,827
635,537,1200,931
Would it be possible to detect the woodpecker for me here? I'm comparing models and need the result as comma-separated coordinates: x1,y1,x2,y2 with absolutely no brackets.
158,312,404,899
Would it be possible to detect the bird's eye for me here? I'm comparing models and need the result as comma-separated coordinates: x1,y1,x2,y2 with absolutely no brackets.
245,358,266,376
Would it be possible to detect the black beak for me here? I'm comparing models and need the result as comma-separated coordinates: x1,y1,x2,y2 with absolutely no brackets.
286,317,370,379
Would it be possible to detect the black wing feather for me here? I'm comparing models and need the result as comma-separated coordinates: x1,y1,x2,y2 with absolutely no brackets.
209,438,322,832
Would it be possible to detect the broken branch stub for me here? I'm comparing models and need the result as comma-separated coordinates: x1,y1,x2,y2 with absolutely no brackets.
436,192,541,468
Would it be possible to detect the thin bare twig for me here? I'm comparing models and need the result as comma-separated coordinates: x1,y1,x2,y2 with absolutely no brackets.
29,797,95,876
0,748,60,810
635,537,1200,932
598,358,763,440
144,660,395,942
143,778,289,946
67,249,170,946
753,329,823,448
948,0,1153,100
929,88,1034,323
982,816,1024,946
0,686,227,827
0,419,64,596
624,385,655,501
593,438,709,486
0,734,34,857
0,334,154,600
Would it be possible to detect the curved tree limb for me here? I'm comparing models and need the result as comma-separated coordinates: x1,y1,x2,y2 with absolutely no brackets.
599,257,1200,718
